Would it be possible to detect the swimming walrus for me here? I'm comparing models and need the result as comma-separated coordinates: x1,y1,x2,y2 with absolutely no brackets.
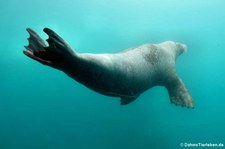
23,28,194,108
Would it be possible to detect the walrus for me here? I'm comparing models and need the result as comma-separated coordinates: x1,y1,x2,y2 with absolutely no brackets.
23,28,194,108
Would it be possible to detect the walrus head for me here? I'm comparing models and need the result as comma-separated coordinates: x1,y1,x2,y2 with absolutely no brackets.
160,41,187,60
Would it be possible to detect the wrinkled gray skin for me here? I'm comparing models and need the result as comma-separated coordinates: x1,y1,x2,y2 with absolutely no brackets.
23,28,194,108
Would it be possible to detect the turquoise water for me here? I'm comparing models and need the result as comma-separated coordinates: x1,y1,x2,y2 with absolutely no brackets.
1,0,225,148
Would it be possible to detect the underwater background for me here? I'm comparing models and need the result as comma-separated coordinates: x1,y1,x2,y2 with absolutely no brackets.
0,0,225,148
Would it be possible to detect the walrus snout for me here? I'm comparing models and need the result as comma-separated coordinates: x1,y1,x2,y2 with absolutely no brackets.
177,42,187,52
174,42,187,59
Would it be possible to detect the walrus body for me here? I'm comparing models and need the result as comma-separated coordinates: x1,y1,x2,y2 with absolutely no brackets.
23,28,194,108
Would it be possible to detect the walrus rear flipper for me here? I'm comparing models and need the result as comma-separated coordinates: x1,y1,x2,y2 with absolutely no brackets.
23,28,75,69
165,75,194,108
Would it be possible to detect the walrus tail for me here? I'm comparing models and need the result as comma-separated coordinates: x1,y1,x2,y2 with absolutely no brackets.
165,74,194,108
23,28,75,69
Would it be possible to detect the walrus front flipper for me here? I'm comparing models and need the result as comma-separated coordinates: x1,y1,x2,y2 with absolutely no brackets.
120,96,138,105
165,74,194,108
24,28,75,69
